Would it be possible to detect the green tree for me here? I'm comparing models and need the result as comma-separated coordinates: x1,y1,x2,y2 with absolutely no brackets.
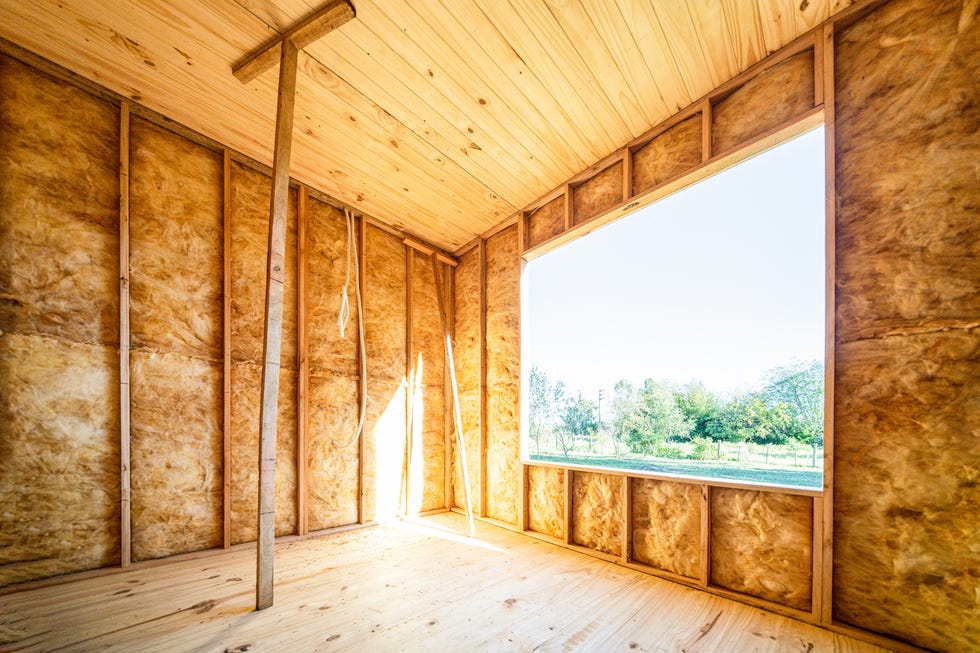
764,359,824,446
674,380,722,441
612,379,691,455
561,394,599,453
528,365,566,454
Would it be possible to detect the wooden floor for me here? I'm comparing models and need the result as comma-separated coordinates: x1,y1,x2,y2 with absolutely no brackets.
0,513,892,652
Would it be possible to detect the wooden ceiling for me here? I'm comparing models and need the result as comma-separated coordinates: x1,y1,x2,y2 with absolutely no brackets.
0,0,853,251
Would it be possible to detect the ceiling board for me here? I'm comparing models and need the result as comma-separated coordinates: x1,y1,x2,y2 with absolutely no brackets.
0,0,850,250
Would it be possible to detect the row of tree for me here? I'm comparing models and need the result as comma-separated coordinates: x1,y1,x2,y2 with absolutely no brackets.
529,360,824,458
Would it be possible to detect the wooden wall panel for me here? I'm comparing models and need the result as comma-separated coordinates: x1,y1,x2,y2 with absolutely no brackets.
712,50,814,155
0,55,120,586
631,479,700,579
632,115,702,195
527,465,564,539
229,162,298,543
451,248,481,511
832,2,979,649
572,163,623,226
362,225,407,521
412,254,447,512
128,118,223,561
484,225,521,525
306,199,359,531
710,489,812,611
571,472,623,556
526,196,565,250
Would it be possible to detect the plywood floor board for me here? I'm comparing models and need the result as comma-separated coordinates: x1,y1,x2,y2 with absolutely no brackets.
0,513,893,652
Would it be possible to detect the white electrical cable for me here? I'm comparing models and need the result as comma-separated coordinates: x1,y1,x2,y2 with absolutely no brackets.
333,207,368,449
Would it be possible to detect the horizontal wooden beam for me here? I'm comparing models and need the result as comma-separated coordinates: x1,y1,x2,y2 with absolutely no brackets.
233,0,355,83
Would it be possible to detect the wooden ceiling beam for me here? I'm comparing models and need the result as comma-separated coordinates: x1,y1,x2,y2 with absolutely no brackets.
233,0,355,83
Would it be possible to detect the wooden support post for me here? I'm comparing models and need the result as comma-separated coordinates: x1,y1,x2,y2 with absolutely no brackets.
819,21,837,626
297,186,309,537
519,464,529,532
441,263,453,511
256,38,298,612
478,239,488,518
222,150,233,549
119,102,131,568
622,148,632,203
562,183,572,231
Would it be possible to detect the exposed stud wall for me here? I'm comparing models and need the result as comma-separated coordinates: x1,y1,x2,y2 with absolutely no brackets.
710,489,812,612
306,198,359,531
362,224,408,522
484,225,521,525
1,50,449,588
128,117,223,561
571,472,623,557
712,50,815,155
526,196,565,250
0,55,120,585
229,162,298,543
833,2,980,648
527,465,564,539
411,254,447,512
451,248,481,512
631,479,701,579
631,115,702,195
572,163,624,227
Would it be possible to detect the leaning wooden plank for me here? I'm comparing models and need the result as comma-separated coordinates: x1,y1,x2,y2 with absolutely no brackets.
232,0,355,83
256,39,298,612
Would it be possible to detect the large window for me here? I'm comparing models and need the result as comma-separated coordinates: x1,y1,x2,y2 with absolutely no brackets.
523,128,826,489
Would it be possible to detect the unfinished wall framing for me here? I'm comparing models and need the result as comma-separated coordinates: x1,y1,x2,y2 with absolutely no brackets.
0,48,458,590
455,2,978,650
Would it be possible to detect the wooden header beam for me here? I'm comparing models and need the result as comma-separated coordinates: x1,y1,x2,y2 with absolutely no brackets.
233,0,356,83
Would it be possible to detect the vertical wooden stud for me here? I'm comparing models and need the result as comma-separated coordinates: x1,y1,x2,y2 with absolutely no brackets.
820,21,836,626
222,150,233,549
404,245,415,516
256,38,298,611
519,464,529,532
563,469,574,545
478,239,488,518
562,183,572,232
700,484,711,586
621,475,631,564
441,261,453,510
701,99,712,162
622,147,632,202
297,186,309,537
517,211,528,255
119,102,131,568
357,214,367,523
812,495,824,620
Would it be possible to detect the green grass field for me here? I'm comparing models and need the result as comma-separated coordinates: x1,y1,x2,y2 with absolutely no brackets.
529,451,823,488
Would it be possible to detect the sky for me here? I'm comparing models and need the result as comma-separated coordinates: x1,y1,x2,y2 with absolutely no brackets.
524,126,826,401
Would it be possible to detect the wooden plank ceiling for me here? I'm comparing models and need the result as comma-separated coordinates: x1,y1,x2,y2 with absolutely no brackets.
0,0,853,251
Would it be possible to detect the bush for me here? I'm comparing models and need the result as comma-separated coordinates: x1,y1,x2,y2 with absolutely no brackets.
690,436,716,460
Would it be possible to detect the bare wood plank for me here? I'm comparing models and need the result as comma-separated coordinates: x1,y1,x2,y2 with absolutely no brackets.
256,39,299,612
478,239,488,519
812,496,824,621
819,21,836,626
119,101,131,569
222,150,233,550
621,148,632,203
232,0,355,83
297,185,309,537
562,183,572,233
